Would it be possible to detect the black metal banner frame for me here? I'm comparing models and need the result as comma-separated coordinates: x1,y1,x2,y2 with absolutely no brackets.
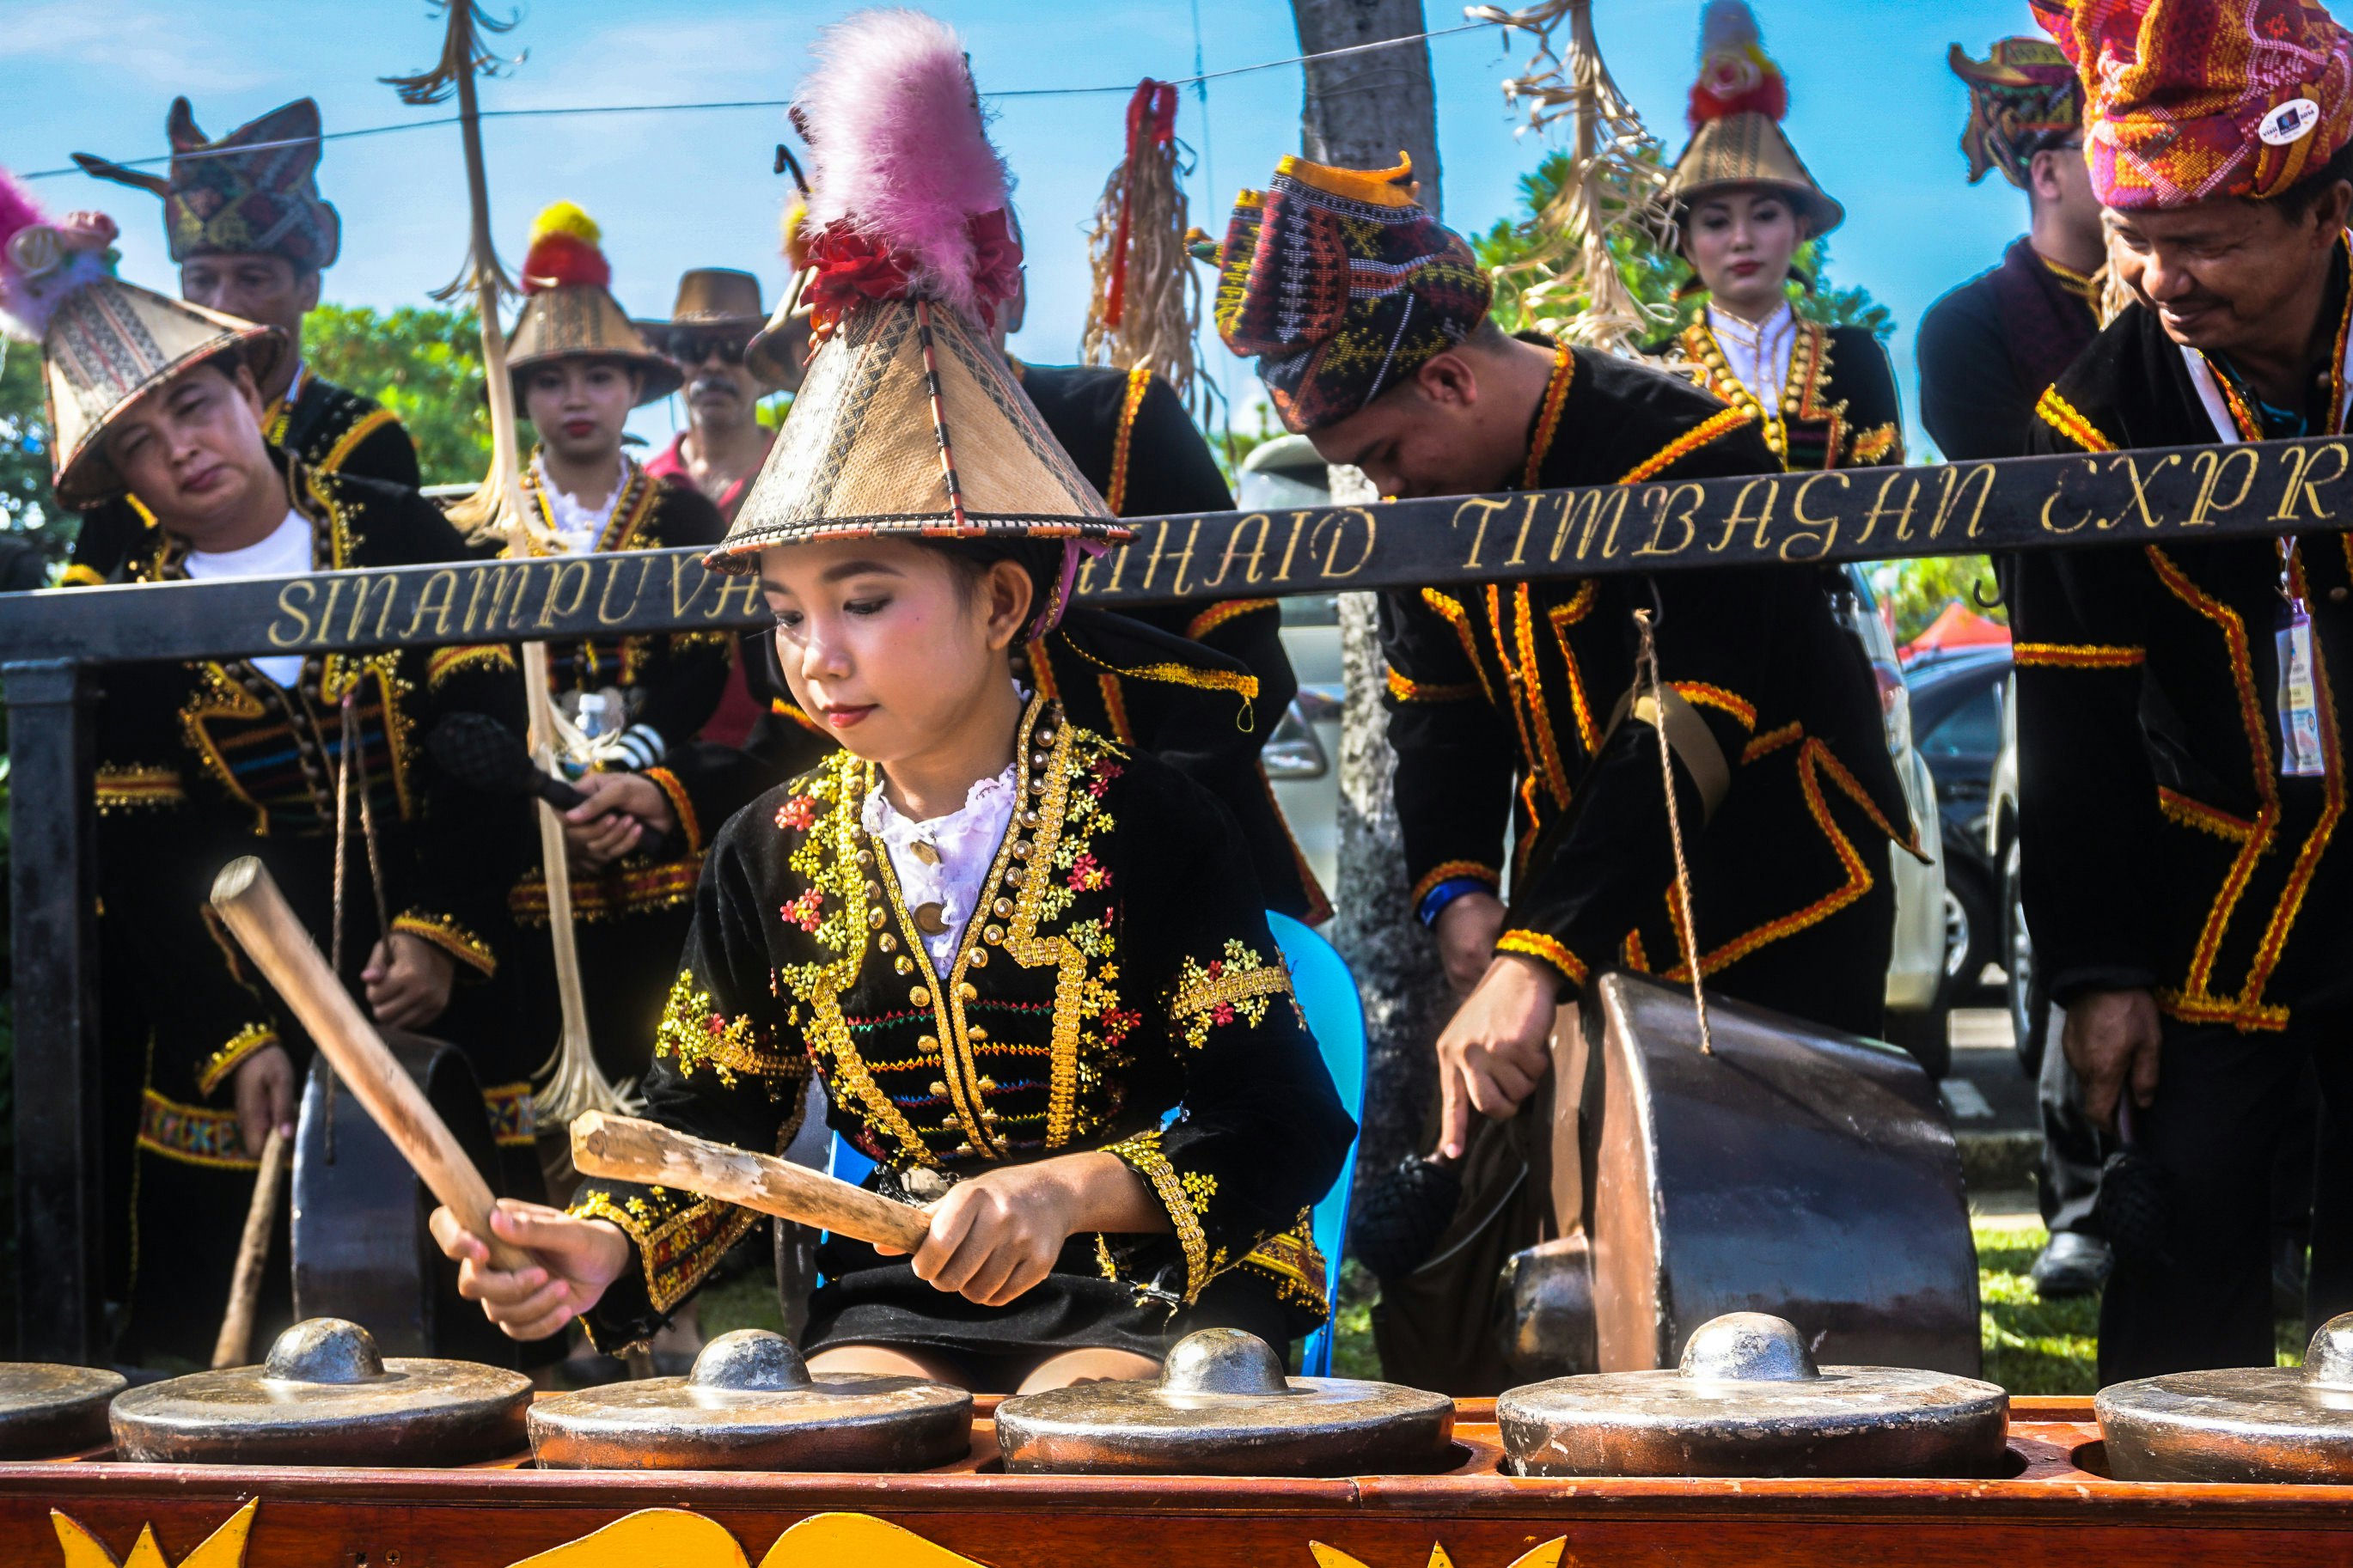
3,435,2349,1360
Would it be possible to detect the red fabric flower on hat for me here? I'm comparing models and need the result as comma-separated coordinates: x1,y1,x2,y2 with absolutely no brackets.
804,223,914,342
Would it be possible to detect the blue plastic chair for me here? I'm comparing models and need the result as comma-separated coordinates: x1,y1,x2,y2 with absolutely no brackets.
827,910,1368,1375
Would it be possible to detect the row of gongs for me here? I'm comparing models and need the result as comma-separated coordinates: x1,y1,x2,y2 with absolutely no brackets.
7,1312,2353,1482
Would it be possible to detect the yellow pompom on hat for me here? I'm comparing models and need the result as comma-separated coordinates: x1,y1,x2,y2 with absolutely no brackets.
504,198,679,406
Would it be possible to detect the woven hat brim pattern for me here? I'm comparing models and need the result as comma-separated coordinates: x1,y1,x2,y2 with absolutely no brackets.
46,280,285,507
1214,163,1494,435
507,285,684,406
710,298,1128,570
2032,0,2353,208
1665,113,1846,235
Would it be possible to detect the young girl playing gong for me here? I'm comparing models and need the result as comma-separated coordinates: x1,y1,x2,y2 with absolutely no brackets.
431,9,1354,1393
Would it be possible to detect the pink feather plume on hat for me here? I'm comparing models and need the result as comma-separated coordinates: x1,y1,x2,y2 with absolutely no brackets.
796,8,1019,320
0,171,114,343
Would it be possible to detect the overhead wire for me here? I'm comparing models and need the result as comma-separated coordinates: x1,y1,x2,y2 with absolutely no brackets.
13,21,1492,181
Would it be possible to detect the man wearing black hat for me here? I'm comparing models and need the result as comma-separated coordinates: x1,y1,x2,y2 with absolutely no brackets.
69,99,422,585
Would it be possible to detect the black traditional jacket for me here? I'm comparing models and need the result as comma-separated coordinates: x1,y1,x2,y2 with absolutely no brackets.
1917,237,2101,462
574,696,1354,1350
88,456,535,1162
67,368,420,586
1381,345,1914,1003
2016,268,2353,1028
755,363,1329,920
1661,316,1906,472
504,455,732,931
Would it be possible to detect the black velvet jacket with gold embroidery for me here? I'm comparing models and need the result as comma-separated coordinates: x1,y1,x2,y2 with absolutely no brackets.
1659,318,1905,473
573,696,1356,1349
1381,346,1914,1003
88,455,532,1126
504,456,730,928
2018,274,2353,1029
67,370,419,586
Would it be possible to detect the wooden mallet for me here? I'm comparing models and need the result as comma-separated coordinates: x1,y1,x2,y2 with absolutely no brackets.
209,857,533,1274
571,1111,931,1253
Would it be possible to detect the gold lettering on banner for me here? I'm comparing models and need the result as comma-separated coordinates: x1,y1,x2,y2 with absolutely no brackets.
1131,520,1193,593
1925,462,1997,540
312,577,346,644
596,556,647,625
1555,488,1629,561
1780,471,1850,559
668,556,716,619
268,580,316,646
1201,513,1270,589
1504,494,1544,567
464,563,534,635
2188,446,2261,527
1452,497,1512,570
344,573,399,641
1097,539,1130,593
1854,470,1920,546
1163,519,1203,595
2038,458,2109,535
406,569,459,639
1311,509,1376,578
2273,442,2350,522
1274,511,1312,581
1711,476,1781,553
709,571,763,620
2103,453,2179,532
535,559,593,628
1636,484,1704,556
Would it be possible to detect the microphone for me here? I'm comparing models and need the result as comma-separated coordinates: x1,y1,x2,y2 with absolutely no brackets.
427,712,590,810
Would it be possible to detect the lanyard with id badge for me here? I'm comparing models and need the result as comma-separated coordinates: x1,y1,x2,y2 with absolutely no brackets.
2277,539,2327,777
2183,310,2348,779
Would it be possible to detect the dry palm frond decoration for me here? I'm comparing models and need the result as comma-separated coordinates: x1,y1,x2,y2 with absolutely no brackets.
1082,80,1203,416
389,2,626,1123
1466,0,1676,357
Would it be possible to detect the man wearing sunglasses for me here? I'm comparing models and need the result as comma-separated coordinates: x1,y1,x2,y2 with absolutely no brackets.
642,270,779,524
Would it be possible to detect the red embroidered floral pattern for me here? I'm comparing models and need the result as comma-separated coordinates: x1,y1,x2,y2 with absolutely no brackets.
781,888,824,932
775,794,817,831
1066,852,1112,892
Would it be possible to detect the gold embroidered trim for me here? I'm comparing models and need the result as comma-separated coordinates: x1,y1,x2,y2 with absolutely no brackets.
645,766,702,856
1238,1211,1329,1316
480,1082,538,1147
95,764,185,812
655,972,804,1090
1103,1129,1211,1306
391,911,498,978
1410,860,1500,907
1184,598,1277,642
1170,939,1293,1049
1497,930,1588,986
424,644,516,688
138,1088,258,1170
1105,363,1153,515
2014,641,2145,669
1385,668,1482,704
2036,387,2116,453
573,1187,757,1315
509,858,703,923
196,1023,279,1097
1617,406,1755,485
318,406,400,473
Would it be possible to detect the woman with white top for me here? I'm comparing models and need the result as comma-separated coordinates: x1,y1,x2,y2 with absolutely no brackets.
1653,0,1904,473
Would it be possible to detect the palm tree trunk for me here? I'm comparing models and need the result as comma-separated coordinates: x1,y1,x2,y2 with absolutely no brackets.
1289,0,1449,1182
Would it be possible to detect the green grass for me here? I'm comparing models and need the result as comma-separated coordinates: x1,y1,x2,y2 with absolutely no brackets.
689,1220,2308,1394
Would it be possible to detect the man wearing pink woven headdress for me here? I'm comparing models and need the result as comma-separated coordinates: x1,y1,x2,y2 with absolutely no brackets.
2015,0,2353,1379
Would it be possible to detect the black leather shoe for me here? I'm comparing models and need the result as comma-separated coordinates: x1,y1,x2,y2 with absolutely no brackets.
2031,1230,2113,1299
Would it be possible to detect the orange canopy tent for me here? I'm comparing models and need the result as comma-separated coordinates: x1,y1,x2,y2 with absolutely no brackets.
1902,599,2010,663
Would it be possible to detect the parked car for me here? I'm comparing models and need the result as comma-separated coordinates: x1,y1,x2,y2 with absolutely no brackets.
1904,646,2013,1010
1985,672,2045,1073
1843,571,1955,1076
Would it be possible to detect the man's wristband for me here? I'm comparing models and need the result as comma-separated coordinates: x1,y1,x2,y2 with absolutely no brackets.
1417,876,1494,929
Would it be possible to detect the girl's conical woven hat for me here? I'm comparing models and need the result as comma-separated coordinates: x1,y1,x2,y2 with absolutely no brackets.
709,9,1128,570
1,180,283,508
1662,1,1843,237
506,201,681,406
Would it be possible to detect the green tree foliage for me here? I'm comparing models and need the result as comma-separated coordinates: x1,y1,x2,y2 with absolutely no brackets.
0,340,71,571
302,302,491,486
1873,555,2006,645
1476,149,1894,345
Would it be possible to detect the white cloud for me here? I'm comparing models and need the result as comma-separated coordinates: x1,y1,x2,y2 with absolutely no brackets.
0,0,277,91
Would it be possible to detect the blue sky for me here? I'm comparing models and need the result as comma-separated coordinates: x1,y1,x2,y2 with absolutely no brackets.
3,0,2047,460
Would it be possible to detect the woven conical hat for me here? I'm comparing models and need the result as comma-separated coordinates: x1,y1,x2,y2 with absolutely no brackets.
711,298,1128,569
507,284,682,406
42,278,284,507
1665,112,1844,237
